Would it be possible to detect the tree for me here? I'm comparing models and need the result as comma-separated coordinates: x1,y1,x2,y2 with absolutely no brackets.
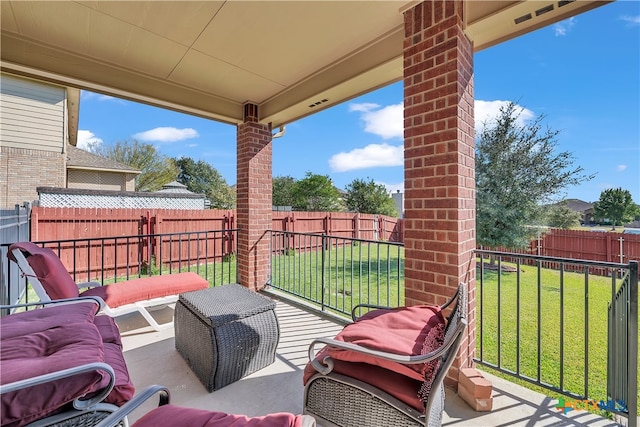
593,188,639,230
291,172,344,212
89,140,178,192
476,102,593,249
545,203,581,229
273,176,297,208
173,157,235,209
344,178,398,217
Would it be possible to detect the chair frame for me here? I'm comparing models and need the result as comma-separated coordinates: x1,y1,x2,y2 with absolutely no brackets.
10,244,186,331
304,283,467,427
95,385,170,427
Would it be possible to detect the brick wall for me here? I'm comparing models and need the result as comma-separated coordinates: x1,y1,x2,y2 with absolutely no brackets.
403,0,476,388
0,146,65,208
236,104,272,291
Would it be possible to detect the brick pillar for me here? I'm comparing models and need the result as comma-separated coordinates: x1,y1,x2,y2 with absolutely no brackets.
403,0,476,389
236,103,272,291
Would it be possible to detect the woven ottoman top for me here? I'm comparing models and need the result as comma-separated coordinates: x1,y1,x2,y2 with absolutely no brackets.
179,284,276,327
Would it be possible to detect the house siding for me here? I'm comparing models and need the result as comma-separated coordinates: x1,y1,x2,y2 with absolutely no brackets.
0,74,67,152
0,74,67,208
67,169,132,191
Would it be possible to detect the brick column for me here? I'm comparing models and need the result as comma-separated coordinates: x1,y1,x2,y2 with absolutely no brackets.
236,103,272,291
403,0,476,389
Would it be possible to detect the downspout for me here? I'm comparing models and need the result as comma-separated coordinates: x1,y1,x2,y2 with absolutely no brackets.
272,126,286,139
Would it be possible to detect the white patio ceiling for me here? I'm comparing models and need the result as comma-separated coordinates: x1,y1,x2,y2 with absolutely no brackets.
1,1,608,128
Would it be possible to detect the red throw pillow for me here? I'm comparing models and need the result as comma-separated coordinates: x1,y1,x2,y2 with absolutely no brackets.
326,305,445,381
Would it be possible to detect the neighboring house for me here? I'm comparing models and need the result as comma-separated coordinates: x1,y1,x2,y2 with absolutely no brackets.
391,190,404,218
0,73,139,208
0,73,78,208
66,145,139,192
555,198,594,225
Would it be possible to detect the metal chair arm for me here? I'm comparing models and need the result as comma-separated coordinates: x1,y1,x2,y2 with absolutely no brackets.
95,385,171,427
0,296,105,314
0,362,116,410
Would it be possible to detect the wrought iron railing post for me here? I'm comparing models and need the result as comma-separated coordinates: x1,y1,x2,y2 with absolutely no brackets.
321,233,326,312
627,260,637,427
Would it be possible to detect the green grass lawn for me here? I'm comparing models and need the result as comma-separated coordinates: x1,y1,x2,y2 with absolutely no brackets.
270,242,405,317
477,261,639,414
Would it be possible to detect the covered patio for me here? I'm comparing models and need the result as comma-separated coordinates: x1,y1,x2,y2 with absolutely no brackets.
1,0,629,425
115,295,618,426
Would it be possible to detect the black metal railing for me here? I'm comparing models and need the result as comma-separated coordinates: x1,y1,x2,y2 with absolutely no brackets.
608,261,638,426
269,230,404,317
2,229,238,306
4,227,637,422
476,249,638,424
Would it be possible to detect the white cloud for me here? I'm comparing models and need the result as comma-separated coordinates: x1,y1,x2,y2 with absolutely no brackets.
378,181,404,195
80,91,118,102
349,102,403,139
349,100,537,140
616,164,627,172
133,127,199,143
474,100,535,134
76,130,103,150
554,17,575,36
349,103,380,113
620,15,640,25
329,143,403,172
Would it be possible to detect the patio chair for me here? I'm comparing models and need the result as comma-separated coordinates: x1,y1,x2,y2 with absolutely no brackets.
303,282,467,427
95,384,317,427
0,298,135,427
8,241,209,331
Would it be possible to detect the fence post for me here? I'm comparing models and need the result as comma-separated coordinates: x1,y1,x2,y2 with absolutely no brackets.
619,237,624,264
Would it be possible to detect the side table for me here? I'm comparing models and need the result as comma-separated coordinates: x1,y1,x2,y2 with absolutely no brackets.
175,284,279,392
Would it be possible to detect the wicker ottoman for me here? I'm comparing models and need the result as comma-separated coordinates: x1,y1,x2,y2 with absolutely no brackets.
174,284,279,392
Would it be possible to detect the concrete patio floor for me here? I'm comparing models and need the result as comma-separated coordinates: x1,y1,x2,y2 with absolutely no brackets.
116,294,625,427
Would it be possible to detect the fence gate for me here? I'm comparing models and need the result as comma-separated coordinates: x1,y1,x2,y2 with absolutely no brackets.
0,203,31,306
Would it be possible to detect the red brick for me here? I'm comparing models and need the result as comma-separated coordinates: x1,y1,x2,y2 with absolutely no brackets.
403,0,476,388
458,381,493,412
236,106,272,291
459,368,492,399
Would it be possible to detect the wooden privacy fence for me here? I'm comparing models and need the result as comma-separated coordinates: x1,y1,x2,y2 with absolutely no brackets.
30,208,400,242
29,208,236,279
27,208,401,278
484,229,640,275
26,207,640,277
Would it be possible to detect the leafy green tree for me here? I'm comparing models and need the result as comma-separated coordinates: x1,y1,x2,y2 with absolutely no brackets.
273,176,297,208
344,178,398,217
173,157,235,209
292,172,344,212
89,139,178,192
476,102,593,249
593,188,639,230
545,203,581,229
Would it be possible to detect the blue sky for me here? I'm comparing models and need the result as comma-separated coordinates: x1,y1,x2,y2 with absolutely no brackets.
78,1,640,204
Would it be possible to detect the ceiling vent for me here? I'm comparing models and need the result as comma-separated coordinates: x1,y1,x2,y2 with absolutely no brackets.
558,0,576,7
308,98,329,109
514,13,532,25
515,0,575,26
535,4,554,16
